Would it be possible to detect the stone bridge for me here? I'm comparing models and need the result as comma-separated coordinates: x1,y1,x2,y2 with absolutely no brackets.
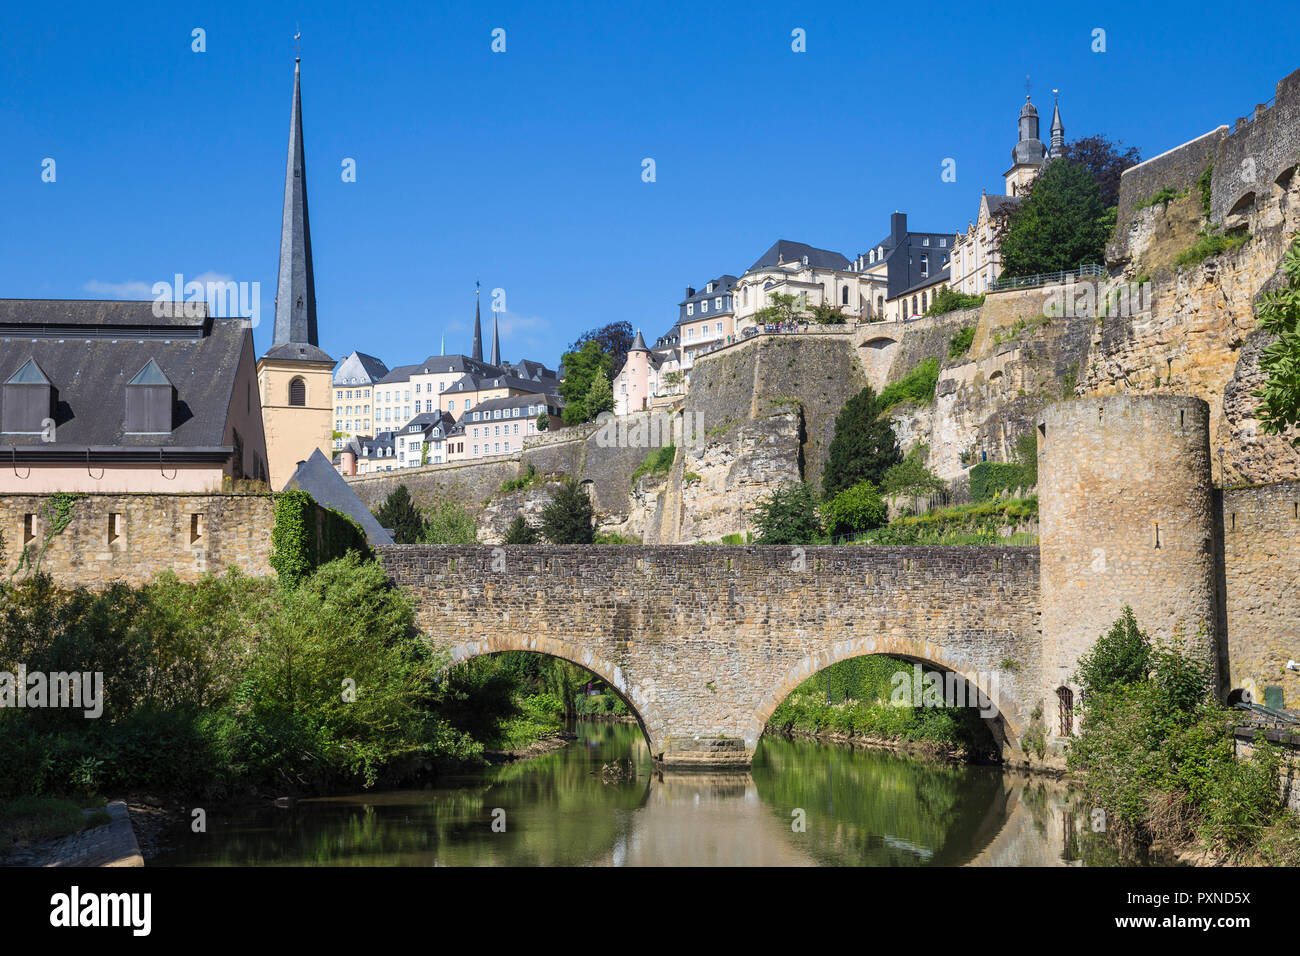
379,544,1042,767
377,395,1288,769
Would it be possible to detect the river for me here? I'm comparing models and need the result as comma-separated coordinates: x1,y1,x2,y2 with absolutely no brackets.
150,721,1163,866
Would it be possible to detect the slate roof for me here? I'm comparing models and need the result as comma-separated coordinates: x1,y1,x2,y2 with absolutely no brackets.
264,341,333,363
334,350,389,386
746,241,851,273
466,393,562,417
283,449,393,546
0,299,250,450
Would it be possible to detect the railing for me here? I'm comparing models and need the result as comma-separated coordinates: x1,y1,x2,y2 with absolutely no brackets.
989,263,1105,292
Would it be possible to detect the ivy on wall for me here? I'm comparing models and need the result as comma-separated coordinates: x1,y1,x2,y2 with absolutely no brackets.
9,492,85,581
270,490,370,587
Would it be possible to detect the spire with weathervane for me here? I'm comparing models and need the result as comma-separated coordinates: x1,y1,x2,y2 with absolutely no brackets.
1049,89,1065,159
272,46,318,349
472,283,483,362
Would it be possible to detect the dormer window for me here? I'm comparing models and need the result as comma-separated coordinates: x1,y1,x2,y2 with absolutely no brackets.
2,358,56,435
124,358,176,434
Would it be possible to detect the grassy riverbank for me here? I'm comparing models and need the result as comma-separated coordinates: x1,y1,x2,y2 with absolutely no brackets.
765,656,1000,761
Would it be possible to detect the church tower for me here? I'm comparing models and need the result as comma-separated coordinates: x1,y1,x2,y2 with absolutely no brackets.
1004,94,1048,197
257,56,335,490
471,286,483,362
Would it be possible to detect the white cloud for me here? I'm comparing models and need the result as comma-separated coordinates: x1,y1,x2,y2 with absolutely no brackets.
83,279,154,298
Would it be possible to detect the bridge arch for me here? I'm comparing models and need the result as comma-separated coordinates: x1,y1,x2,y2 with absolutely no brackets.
747,633,1023,755
439,632,664,755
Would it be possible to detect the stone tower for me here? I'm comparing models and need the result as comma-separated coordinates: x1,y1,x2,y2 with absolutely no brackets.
1036,395,1217,747
257,57,335,490
1005,95,1048,196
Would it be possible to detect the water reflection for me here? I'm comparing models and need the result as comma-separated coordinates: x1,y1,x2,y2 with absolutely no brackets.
151,722,1151,867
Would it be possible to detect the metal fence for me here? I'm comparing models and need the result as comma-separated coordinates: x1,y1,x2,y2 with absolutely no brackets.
989,262,1105,292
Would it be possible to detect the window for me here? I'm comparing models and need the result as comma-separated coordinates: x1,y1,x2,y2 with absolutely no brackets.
842,286,849,305
923,237,930,246
716,322,722,335
288,377,307,406
687,303,694,316
687,328,695,341
701,300,709,313
715,297,722,310
920,254,928,277
1057,687,1074,736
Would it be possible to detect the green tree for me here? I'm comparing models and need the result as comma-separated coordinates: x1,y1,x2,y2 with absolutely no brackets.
584,370,615,419
571,321,634,378
559,340,613,425
1074,605,1152,696
755,292,805,325
811,302,848,324
1255,235,1300,446
881,446,947,497
375,484,426,544
999,159,1110,277
820,480,887,538
536,411,550,432
502,514,539,544
823,386,901,498
752,483,823,545
539,481,596,544
421,501,478,544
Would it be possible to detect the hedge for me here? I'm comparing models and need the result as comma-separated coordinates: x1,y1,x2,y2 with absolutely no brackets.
270,490,370,586
969,461,1036,501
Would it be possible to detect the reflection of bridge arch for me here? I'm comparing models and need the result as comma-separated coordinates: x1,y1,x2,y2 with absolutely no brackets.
749,636,1020,752
442,633,662,754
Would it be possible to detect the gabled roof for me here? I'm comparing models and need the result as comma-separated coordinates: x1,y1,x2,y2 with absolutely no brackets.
746,241,851,274
5,357,52,385
0,300,251,449
334,350,389,386
128,358,173,387
284,449,393,546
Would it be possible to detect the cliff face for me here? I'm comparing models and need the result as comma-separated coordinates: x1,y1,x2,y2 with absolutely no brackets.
349,69,1300,540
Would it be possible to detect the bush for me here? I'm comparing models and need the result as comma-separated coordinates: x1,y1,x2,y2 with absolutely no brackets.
422,500,478,544
1174,227,1249,269
631,444,676,484
752,483,823,545
820,480,886,538
1074,605,1151,696
947,326,976,357
881,446,946,497
878,358,939,412
927,289,985,317
502,515,539,544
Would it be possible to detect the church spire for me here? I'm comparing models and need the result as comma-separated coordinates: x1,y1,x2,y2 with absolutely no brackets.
490,310,500,366
471,283,483,361
1049,90,1065,158
272,56,318,348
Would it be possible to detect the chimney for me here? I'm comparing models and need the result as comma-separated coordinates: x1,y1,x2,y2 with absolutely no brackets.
891,212,907,246
686,286,695,298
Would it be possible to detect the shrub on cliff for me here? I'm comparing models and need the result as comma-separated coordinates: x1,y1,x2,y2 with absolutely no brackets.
420,500,478,544
823,386,901,498
539,480,596,544
877,358,939,413
502,515,539,544
752,483,823,545
1255,234,1300,446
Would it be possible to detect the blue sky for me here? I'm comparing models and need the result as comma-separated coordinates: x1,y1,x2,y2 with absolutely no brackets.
1,0,1294,371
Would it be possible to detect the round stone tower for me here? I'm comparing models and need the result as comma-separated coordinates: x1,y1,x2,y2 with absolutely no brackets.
1037,395,1216,745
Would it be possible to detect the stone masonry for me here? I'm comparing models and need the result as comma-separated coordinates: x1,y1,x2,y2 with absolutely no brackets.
381,543,1042,767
